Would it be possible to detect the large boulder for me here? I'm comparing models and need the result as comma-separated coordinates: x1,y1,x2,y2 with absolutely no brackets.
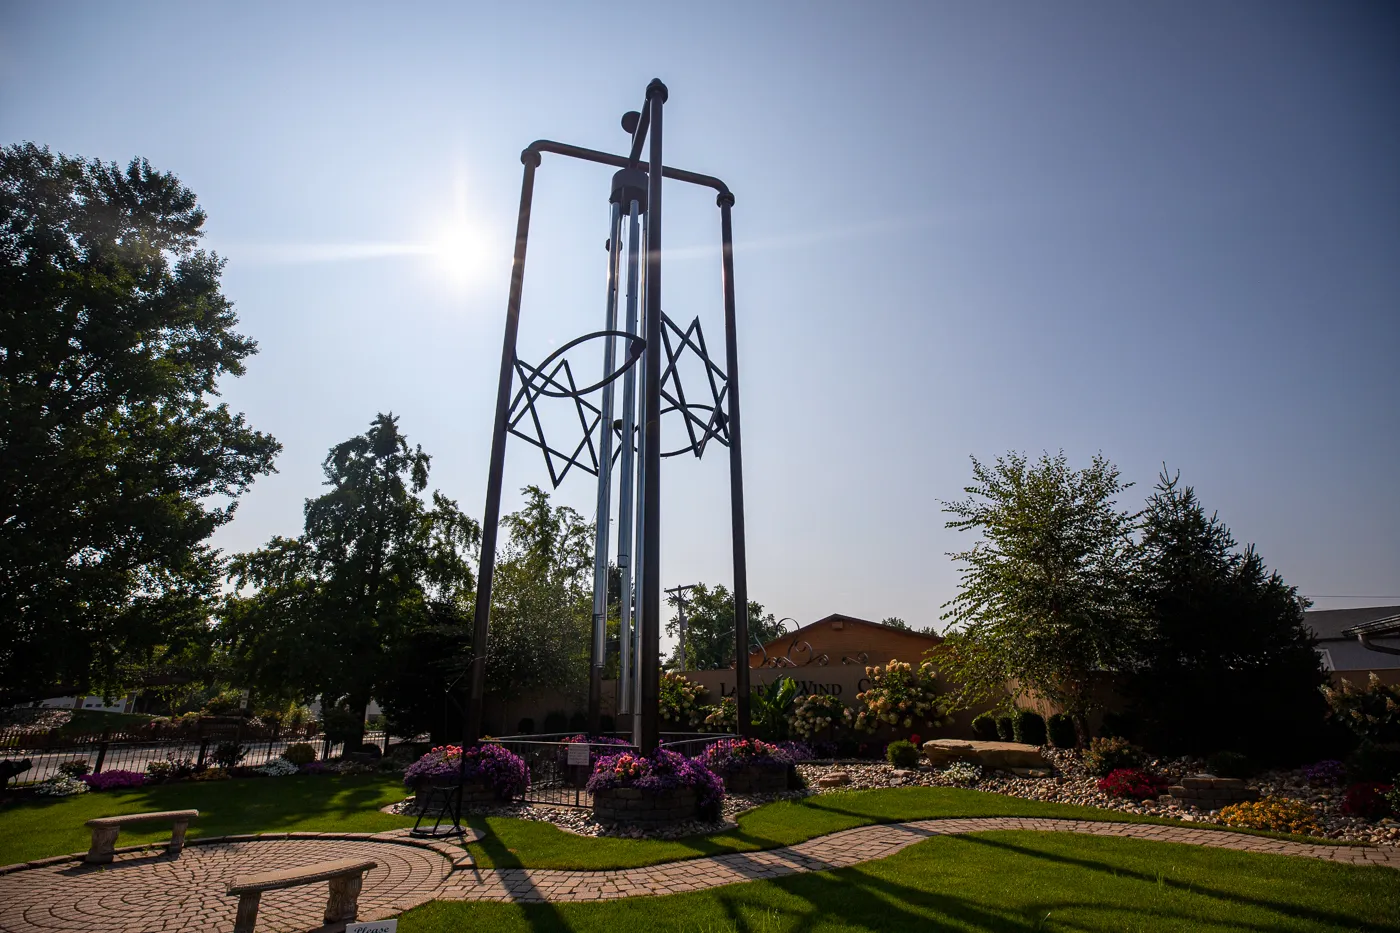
922,739,1047,770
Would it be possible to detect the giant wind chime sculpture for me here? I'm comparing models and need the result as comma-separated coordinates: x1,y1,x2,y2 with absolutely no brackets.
466,79,751,753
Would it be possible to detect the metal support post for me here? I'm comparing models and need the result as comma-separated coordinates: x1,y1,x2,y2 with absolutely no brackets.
616,199,642,718
718,193,752,737
639,78,667,755
588,203,624,734
466,150,541,744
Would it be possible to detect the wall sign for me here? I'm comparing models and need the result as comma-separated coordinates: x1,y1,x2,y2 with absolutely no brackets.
566,742,590,766
345,921,397,933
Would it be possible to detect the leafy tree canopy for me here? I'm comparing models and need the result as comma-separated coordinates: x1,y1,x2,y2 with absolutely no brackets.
882,617,910,630
665,583,783,670
932,451,1142,738
0,143,279,704
219,414,477,744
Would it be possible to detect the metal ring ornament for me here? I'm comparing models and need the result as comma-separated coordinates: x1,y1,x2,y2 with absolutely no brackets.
515,330,645,399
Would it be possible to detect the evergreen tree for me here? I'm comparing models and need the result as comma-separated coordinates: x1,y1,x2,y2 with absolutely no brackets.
1126,470,1331,762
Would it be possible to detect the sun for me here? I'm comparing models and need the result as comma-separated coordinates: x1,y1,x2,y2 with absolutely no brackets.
420,216,492,293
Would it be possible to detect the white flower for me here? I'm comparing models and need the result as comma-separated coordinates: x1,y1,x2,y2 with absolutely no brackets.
36,775,89,796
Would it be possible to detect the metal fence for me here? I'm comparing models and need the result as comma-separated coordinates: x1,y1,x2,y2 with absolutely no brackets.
0,727,395,785
488,732,739,808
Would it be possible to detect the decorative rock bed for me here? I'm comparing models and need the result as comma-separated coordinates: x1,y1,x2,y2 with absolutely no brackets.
593,786,699,825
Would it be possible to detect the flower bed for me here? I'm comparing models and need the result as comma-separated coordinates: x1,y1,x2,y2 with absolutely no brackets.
849,660,949,734
81,770,145,791
403,743,529,806
1097,768,1167,800
701,738,793,794
586,749,723,825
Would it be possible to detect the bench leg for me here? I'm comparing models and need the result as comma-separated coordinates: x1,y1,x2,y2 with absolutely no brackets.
168,819,189,856
85,826,120,864
324,872,364,924
232,892,261,933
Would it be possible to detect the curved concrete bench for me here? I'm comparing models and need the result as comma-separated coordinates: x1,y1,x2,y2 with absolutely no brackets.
84,809,198,864
227,857,377,933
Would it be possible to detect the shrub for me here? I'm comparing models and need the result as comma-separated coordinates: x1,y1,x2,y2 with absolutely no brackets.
788,693,847,740
516,717,535,734
1345,741,1400,782
355,742,383,760
1098,711,1134,740
660,672,708,729
1084,737,1145,777
541,710,568,733
599,714,615,733
1302,759,1347,787
34,775,88,796
1097,768,1167,800
702,738,792,773
57,759,91,778
402,744,529,800
191,767,230,781
281,743,317,766
775,739,816,762
201,688,247,716
320,704,365,745
145,755,197,783
1322,673,1400,744
850,660,949,733
1340,782,1394,821
1386,783,1400,816
1013,710,1047,747
942,761,982,787
1219,796,1320,836
586,748,724,809
995,716,1014,742
886,740,920,768
568,711,588,731
703,697,738,732
971,713,999,741
82,770,146,791
259,758,300,777
211,741,247,769
1206,751,1253,779
1047,713,1077,749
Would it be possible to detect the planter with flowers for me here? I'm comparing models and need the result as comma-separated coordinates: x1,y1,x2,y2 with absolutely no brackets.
403,743,529,809
586,748,724,825
700,738,794,794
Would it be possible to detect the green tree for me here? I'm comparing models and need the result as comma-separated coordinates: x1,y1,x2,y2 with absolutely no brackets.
484,486,594,701
932,451,1141,742
220,414,477,748
881,617,910,630
1125,470,1331,762
0,143,279,704
665,583,783,670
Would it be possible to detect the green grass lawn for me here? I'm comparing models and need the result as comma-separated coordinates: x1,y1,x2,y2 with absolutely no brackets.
402,831,1400,933
53,709,157,735
0,774,416,864
0,776,1365,872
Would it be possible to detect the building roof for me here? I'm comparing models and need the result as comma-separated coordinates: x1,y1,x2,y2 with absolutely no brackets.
1305,606,1400,641
1342,614,1400,638
755,613,942,652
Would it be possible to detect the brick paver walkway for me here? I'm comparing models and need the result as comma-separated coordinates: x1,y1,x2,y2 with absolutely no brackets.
0,819,1394,930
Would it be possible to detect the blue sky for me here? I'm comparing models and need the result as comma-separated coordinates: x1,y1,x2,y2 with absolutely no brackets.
3,2,1397,644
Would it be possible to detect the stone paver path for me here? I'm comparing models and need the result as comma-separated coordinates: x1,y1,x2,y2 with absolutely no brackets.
1,819,1395,931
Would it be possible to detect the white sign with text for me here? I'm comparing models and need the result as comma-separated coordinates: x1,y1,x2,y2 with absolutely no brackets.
566,742,590,766
345,921,397,933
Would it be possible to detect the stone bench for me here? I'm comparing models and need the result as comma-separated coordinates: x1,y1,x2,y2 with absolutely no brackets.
84,809,198,864
227,857,377,933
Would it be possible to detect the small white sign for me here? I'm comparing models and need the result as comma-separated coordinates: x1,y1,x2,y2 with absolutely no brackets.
345,921,397,933
566,742,590,766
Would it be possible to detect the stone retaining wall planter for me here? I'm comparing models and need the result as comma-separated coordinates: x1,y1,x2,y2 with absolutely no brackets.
592,786,699,825
721,766,789,795
1164,775,1260,810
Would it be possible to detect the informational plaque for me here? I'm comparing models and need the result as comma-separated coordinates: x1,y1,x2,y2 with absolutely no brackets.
566,742,590,766
345,921,397,933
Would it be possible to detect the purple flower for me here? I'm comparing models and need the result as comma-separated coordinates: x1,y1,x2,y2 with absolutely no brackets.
80,770,146,791
586,748,725,808
700,738,793,774
403,743,529,800
1303,760,1347,787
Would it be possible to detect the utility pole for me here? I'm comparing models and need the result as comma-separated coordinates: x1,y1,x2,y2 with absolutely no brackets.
665,583,700,670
